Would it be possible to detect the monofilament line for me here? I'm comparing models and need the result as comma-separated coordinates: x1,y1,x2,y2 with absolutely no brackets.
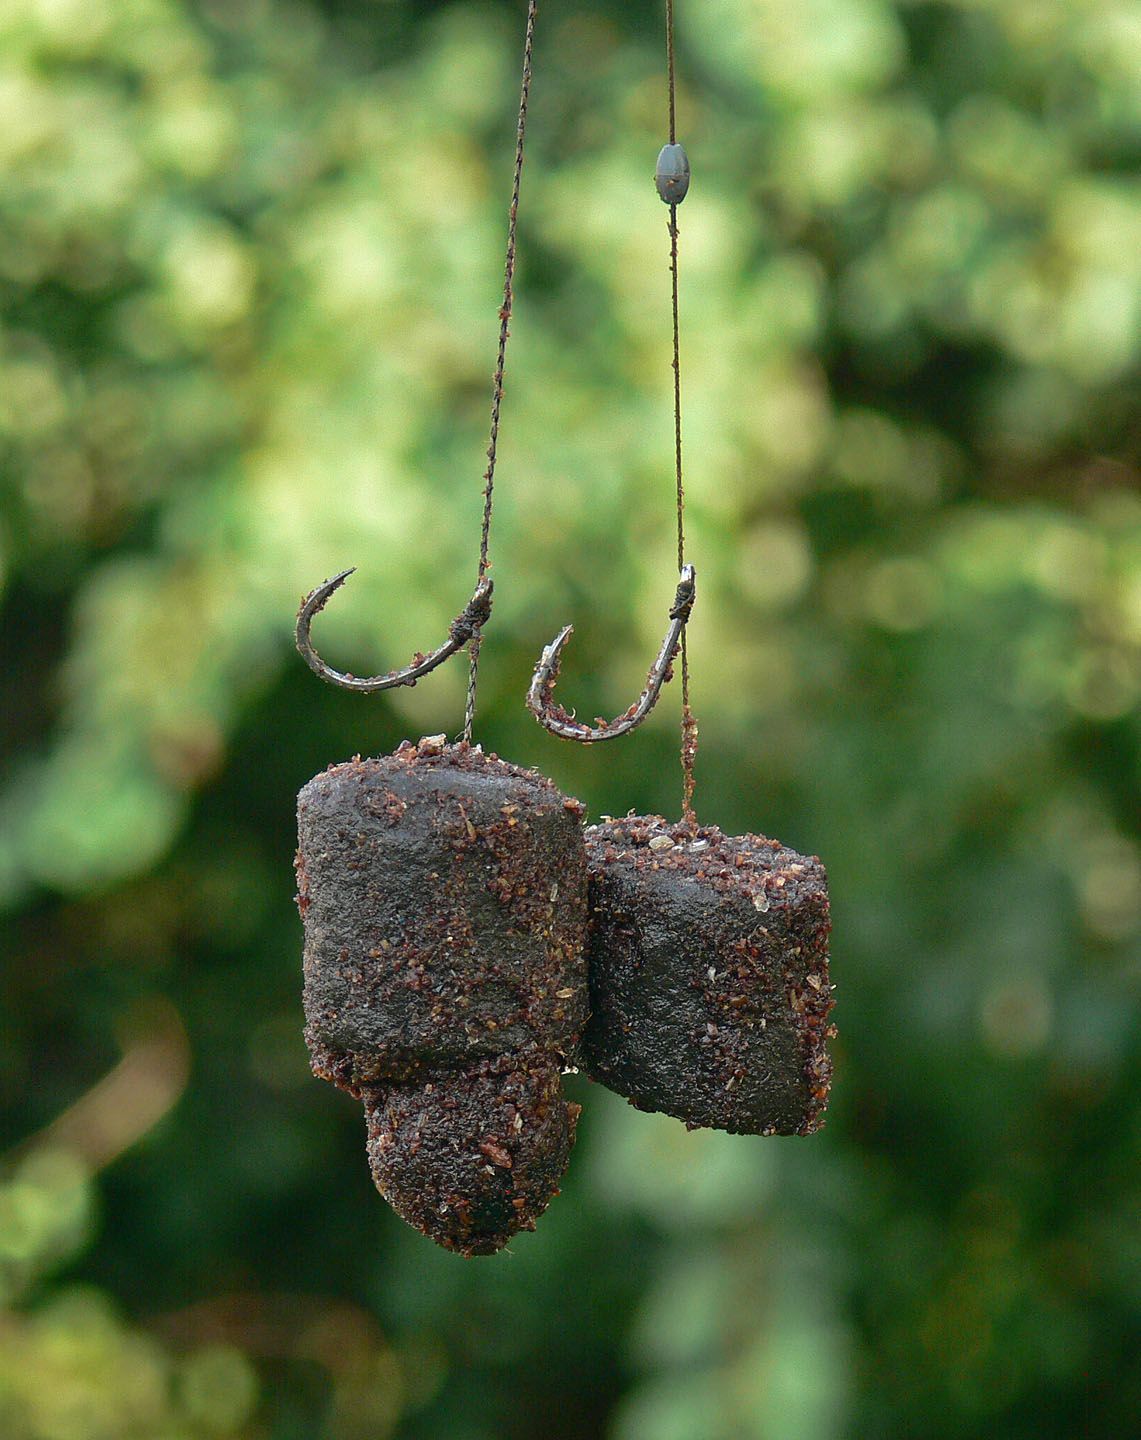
463,0,539,743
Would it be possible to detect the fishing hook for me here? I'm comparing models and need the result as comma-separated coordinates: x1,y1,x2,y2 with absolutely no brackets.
526,566,696,742
296,569,493,692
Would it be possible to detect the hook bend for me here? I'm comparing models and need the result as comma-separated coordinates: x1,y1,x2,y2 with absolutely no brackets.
526,566,695,742
296,569,493,692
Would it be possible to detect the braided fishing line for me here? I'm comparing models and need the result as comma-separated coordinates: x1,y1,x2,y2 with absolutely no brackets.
464,0,539,742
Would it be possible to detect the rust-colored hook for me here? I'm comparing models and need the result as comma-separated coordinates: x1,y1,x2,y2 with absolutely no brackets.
296,569,493,693
526,566,695,742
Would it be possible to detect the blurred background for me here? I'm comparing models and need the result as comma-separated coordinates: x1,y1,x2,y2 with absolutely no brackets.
1,0,1138,1436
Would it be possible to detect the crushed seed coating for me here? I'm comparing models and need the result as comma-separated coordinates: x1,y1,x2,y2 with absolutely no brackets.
363,1048,579,1256
296,738,590,1254
581,814,833,1135
296,740,589,1092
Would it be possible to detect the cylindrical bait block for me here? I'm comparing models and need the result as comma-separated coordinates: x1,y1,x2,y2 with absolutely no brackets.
296,741,589,1092
581,816,833,1135
363,1049,580,1256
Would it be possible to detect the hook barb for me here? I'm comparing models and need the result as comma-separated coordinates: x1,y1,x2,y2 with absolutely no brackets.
296,569,493,693
526,566,695,742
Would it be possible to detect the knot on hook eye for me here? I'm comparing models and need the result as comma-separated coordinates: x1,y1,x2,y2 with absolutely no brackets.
526,566,696,744
296,569,494,694
669,567,696,623
449,579,495,646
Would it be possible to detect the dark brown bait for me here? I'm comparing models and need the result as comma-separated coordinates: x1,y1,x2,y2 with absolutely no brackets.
296,737,589,1254
580,815,833,1136
363,1050,579,1257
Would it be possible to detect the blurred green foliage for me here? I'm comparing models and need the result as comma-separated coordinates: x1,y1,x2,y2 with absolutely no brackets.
1,0,1138,1435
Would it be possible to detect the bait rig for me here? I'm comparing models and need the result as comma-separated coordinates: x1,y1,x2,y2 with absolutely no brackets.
294,0,833,1256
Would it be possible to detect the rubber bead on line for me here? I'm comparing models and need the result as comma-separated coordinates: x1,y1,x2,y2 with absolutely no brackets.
655,143,690,204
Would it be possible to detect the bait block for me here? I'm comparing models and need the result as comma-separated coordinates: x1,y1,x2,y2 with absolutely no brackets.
581,815,833,1135
363,1049,579,1257
297,740,588,1090
296,738,589,1252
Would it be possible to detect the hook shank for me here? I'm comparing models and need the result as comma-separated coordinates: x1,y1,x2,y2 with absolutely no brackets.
296,569,493,693
526,566,695,742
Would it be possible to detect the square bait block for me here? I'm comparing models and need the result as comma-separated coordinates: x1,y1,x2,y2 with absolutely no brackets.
581,815,833,1135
